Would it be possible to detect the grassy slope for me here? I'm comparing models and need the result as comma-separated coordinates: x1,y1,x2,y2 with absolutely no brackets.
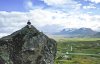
54,37,100,64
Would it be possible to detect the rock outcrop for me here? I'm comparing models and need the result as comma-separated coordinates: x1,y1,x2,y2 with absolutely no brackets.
0,23,57,64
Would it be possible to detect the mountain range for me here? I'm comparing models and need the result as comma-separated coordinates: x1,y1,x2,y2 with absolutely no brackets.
54,28,100,37
93,32,100,38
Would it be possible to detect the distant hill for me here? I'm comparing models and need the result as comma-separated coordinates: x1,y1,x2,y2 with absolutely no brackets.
93,32,100,37
54,28,97,37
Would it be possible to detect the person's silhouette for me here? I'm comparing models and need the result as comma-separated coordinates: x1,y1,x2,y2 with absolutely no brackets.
27,20,31,25
27,20,32,28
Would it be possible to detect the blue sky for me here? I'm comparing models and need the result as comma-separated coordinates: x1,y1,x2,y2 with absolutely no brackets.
0,0,26,12
0,0,100,14
0,0,100,37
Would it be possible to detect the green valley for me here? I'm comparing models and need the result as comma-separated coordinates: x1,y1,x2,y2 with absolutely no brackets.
54,38,100,64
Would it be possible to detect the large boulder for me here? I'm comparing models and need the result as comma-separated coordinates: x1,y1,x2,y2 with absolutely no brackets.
0,24,57,64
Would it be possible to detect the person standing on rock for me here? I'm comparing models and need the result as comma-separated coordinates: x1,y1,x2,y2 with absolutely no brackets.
27,20,32,28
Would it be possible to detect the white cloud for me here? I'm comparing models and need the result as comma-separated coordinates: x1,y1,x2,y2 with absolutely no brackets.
27,1,33,9
85,0,100,3
25,0,82,11
83,3,96,9
42,0,69,5
0,8,100,37
25,0,33,9
90,0,100,3
44,0,81,10
0,11,29,35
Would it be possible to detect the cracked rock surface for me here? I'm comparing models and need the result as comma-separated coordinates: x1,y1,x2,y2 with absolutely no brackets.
0,25,57,64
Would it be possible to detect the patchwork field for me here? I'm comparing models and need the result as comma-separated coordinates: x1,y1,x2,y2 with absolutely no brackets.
54,38,100,64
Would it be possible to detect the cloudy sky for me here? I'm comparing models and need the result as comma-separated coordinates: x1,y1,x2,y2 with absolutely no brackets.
0,0,100,37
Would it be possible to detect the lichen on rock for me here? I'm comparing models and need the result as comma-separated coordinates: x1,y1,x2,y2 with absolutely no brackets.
0,23,57,64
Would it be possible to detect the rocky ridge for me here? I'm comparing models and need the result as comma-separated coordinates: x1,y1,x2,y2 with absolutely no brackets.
0,23,57,64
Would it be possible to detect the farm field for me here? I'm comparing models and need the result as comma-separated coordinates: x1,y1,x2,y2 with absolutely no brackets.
54,37,100,64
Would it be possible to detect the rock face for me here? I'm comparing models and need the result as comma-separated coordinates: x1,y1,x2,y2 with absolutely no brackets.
0,25,57,64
